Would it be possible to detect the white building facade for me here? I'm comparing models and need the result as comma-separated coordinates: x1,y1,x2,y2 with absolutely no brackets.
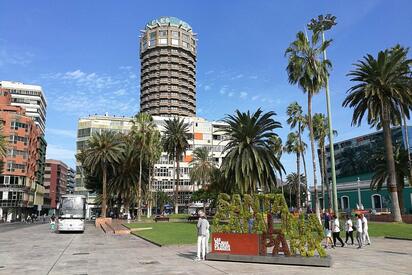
75,114,228,212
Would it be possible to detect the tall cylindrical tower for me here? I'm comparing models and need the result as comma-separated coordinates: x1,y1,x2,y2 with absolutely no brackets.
140,17,197,117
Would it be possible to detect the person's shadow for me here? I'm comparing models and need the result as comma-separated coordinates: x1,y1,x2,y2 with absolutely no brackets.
176,252,197,260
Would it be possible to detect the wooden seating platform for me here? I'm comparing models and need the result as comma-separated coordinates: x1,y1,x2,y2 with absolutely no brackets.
154,215,169,222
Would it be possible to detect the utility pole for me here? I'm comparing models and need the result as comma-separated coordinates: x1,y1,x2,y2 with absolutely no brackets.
308,14,339,216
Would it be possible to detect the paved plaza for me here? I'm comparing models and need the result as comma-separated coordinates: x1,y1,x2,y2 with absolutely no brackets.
0,223,411,275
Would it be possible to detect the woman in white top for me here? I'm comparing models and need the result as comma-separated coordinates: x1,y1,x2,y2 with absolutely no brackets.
344,215,354,245
332,214,345,247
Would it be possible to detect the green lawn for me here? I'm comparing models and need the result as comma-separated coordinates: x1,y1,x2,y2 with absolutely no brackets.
368,222,412,239
126,222,197,245
125,221,412,246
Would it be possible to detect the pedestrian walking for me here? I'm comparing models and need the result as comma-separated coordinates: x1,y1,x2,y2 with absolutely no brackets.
50,214,56,231
361,214,371,245
332,214,345,247
355,214,363,249
323,212,334,249
195,211,209,261
345,215,354,245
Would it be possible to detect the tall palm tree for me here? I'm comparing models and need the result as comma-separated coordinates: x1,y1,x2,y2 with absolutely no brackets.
286,172,307,208
286,102,308,207
313,113,337,211
162,117,190,214
343,46,412,222
284,132,306,208
83,131,125,218
221,108,285,194
0,125,7,174
371,144,409,213
189,147,215,191
131,112,156,221
146,130,162,218
270,135,284,195
285,31,331,217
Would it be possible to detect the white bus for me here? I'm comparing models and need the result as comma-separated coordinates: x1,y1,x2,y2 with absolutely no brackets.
57,195,86,232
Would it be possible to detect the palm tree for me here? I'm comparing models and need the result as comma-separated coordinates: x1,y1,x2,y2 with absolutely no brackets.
285,30,331,217
83,130,125,218
270,135,284,195
162,117,191,214
286,172,307,208
146,130,162,217
0,125,7,173
131,112,156,221
286,102,308,207
220,108,285,194
190,147,215,190
313,113,337,211
284,132,306,208
343,46,412,222
371,144,409,213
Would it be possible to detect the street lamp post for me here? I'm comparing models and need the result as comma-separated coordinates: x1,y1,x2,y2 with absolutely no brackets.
357,177,362,209
307,14,339,216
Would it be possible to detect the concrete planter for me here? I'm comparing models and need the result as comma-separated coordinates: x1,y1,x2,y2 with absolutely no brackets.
95,217,112,228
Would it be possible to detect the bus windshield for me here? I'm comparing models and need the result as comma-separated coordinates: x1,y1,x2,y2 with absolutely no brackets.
59,197,85,219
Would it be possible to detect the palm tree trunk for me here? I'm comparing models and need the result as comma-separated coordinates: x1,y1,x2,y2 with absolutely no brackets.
147,166,152,218
322,143,331,211
381,106,402,222
318,143,325,212
137,153,143,221
299,123,309,207
280,173,284,196
102,167,107,218
175,151,180,214
308,93,320,219
124,197,130,219
296,152,301,209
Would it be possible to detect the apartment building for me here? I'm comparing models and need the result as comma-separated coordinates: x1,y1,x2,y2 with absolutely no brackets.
43,159,68,210
0,90,44,221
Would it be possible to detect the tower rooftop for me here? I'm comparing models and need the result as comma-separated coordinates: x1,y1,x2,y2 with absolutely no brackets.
146,16,192,32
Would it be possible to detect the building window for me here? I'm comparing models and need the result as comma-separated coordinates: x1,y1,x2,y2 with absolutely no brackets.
158,38,167,45
159,30,167,37
341,196,349,210
171,39,179,46
182,42,188,48
171,31,179,38
372,194,382,210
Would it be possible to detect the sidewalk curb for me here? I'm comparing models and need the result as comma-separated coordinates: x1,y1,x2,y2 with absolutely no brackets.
384,236,412,241
131,232,162,247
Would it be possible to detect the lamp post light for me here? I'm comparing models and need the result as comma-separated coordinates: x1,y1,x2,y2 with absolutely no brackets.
307,14,339,216
357,177,362,210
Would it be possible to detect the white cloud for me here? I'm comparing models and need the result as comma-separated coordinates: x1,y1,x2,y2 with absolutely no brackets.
46,144,76,161
0,48,34,67
239,92,248,99
114,89,126,96
204,85,211,91
47,128,77,138
205,70,214,75
252,95,260,101
228,92,235,97
232,74,244,80
249,75,258,80
219,86,227,95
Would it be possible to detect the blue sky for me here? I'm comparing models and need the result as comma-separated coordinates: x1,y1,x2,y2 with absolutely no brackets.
1,0,411,186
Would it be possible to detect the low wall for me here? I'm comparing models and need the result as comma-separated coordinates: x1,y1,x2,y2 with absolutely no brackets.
368,214,412,224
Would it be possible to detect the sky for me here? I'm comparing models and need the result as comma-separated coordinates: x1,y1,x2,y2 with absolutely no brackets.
1,0,412,187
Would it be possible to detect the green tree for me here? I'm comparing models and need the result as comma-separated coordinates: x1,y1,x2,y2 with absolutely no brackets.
313,113,337,211
82,131,125,218
285,30,331,217
270,135,284,195
131,112,156,221
286,102,308,207
189,147,215,191
343,46,412,222
286,172,307,208
146,130,162,217
284,132,306,208
0,125,7,174
220,108,285,194
371,144,409,213
162,117,191,214
154,190,171,215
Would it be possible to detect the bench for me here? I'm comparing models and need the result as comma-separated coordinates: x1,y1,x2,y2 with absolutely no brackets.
154,216,169,222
